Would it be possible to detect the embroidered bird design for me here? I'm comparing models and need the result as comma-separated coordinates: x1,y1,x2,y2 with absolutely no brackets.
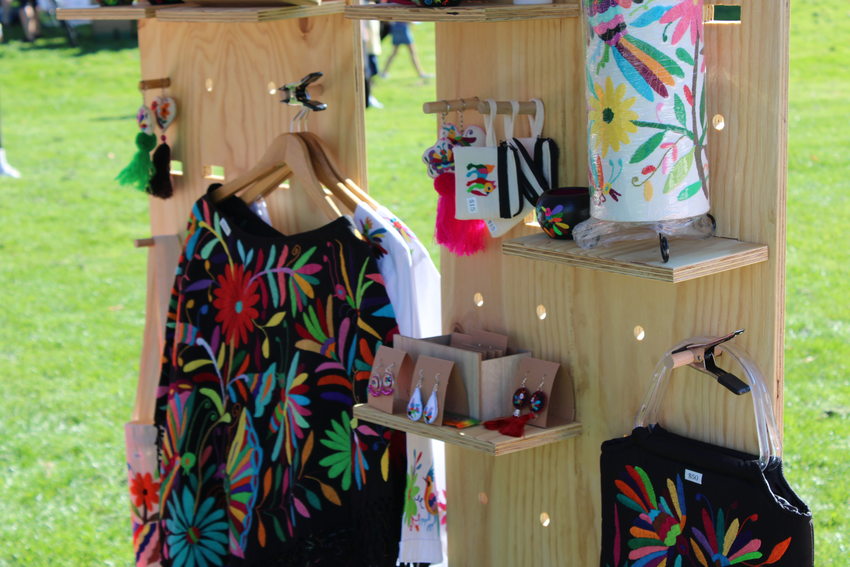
587,0,684,100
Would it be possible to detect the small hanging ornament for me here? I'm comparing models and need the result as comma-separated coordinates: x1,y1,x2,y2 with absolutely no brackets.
116,104,157,191
148,95,177,199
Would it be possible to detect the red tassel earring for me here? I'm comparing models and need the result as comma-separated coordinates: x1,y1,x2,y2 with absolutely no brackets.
485,373,548,438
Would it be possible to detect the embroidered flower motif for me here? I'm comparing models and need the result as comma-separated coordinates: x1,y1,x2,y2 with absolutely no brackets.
213,264,260,347
590,77,639,157
130,472,160,512
660,0,704,46
616,466,688,567
165,488,228,567
689,497,792,566
359,217,389,257
318,412,367,491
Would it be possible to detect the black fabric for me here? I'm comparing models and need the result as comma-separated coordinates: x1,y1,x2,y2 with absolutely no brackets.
155,190,404,567
599,425,813,567
497,143,522,219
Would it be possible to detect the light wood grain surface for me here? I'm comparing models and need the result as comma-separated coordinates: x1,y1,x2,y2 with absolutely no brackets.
436,2,789,565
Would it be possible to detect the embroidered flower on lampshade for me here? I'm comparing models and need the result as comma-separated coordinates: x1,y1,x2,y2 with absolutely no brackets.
589,77,639,157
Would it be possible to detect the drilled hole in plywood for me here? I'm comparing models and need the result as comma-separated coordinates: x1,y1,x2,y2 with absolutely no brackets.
205,78,214,93
712,114,726,131
539,512,551,527
536,305,547,320
473,292,484,308
203,165,226,181
634,325,646,341
713,5,741,22
170,160,184,176
478,492,488,505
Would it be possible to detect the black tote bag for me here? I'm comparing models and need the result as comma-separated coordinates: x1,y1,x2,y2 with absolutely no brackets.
599,337,813,567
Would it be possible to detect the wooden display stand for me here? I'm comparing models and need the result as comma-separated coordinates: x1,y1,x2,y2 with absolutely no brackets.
60,1,790,565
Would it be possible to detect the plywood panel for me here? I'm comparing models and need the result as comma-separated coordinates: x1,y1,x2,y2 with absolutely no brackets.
438,2,789,565
137,13,365,237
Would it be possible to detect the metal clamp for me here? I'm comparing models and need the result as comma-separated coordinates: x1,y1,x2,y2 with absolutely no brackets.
279,71,327,112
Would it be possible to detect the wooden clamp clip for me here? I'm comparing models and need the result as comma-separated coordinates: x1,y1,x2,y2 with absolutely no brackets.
670,329,750,395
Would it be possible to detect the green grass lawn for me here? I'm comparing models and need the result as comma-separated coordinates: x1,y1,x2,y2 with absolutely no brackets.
0,3,847,565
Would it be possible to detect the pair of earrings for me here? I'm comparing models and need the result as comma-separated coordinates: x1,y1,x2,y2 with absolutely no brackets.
368,362,395,397
117,82,177,200
407,370,440,424
512,373,548,417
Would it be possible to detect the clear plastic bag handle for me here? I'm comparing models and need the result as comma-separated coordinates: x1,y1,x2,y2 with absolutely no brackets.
635,337,781,470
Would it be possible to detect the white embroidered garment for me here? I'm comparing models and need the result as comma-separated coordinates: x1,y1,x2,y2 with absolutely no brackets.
353,203,445,565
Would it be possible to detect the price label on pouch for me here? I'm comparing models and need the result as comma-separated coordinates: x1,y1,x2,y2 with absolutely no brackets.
220,218,231,237
467,197,478,214
685,469,703,485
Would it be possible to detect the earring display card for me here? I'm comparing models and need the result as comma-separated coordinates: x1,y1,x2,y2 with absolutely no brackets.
367,345,413,415
510,357,561,428
395,334,530,420
408,355,455,426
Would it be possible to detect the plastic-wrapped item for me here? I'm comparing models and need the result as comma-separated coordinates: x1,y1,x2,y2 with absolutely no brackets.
572,213,715,260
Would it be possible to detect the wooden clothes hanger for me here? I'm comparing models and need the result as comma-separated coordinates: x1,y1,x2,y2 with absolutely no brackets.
297,131,381,211
296,132,361,213
209,133,341,220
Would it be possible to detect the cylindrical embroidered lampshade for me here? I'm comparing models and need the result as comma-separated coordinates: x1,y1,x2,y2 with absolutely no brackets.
585,0,709,222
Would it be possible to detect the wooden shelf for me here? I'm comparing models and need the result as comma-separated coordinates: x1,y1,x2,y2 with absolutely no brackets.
354,404,582,457
156,1,342,21
57,4,156,20
344,1,578,23
502,234,768,283
57,1,342,22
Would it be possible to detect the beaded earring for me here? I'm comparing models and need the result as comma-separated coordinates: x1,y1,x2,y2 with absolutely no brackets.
423,373,441,424
368,360,383,397
512,372,531,417
407,370,425,421
380,363,396,396
529,374,548,416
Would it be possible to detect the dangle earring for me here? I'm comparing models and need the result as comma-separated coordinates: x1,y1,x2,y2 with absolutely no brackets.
148,88,177,199
423,373,441,424
512,372,531,417
381,363,396,396
368,360,384,397
407,370,425,421
529,374,548,416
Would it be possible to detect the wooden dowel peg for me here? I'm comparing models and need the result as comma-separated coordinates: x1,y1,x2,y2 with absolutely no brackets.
422,99,538,116
135,237,155,248
138,78,171,91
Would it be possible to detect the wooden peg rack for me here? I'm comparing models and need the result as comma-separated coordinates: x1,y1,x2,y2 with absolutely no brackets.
422,98,538,115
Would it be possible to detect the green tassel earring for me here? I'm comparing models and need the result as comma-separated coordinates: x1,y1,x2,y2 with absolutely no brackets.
116,105,157,192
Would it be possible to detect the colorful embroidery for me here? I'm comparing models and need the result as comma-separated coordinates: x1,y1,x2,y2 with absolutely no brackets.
156,195,399,565
465,162,497,196
359,216,390,257
402,449,441,533
609,465,792,567
586,0,710,219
